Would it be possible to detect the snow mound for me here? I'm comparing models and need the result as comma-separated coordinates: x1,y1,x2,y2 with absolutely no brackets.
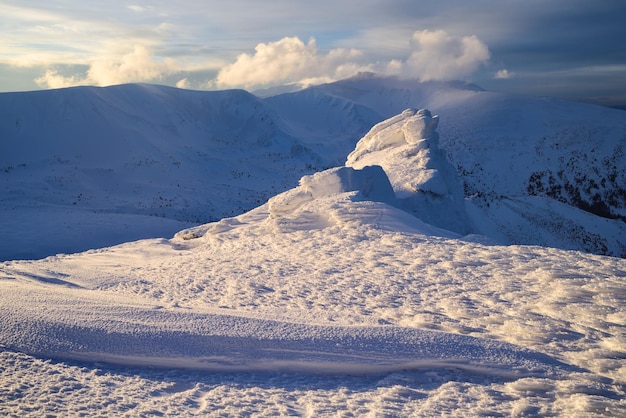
175,165,458,239
269,165,395,214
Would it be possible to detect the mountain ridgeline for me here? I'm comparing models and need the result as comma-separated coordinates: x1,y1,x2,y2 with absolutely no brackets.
1,74,625,259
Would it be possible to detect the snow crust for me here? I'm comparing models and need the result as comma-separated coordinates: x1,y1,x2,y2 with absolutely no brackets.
0,281,574,376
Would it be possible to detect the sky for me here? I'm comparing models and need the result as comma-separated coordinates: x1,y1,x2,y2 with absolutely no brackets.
1,0,625,107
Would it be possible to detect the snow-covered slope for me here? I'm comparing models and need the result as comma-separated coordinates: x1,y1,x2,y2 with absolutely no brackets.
0,84,357,260
2,74,626,261
1,162,625,415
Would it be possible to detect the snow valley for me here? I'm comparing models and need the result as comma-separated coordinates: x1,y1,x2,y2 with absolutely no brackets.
1,75,625,416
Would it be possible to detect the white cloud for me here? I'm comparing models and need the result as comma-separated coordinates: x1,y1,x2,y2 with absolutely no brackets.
389,30,490,81
35,45,179,88
210,30,490,90
34,69,84,89
30,28,490,91
176,77,190,89
211,37,368,90
87,45,178,85
127,5,148,13
495,69,514,79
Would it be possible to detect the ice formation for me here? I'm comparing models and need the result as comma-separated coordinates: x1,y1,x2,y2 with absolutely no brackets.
347,108,473,235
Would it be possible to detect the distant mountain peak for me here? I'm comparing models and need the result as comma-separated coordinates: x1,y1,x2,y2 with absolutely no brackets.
347,71,378,80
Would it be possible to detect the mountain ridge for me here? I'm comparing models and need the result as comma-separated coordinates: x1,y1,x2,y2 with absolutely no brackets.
1,75,625,259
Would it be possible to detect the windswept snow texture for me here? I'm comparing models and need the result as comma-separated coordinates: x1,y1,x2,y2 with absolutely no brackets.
2,74,626,260
1,172,625,415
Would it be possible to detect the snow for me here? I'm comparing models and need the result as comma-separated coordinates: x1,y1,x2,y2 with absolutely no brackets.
0,278,575,377
1,188,625,415
2,75,626,259
1,75,626,415
347,108,472,235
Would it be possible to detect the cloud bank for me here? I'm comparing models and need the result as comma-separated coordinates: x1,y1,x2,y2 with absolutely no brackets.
211,30,490,90
210,37,365,90
35,46,180,89
389,30,490,81
33,30,490,91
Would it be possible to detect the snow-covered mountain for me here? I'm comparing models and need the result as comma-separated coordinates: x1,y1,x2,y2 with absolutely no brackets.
1,74,625,261
0,83,373,260
1,76,626,415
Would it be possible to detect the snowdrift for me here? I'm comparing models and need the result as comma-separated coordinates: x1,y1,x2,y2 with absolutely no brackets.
0,280,576,376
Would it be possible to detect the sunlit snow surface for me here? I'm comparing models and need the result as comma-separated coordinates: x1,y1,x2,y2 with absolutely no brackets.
1,190,625,416
1,78,626,415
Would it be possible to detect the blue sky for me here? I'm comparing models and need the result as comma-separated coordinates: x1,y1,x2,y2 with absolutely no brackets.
1,0,625,106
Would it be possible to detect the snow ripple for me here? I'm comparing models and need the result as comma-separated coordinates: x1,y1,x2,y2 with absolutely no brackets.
0,284,577,377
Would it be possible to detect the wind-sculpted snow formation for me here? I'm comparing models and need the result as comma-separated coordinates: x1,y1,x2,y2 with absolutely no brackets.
347,108,473,235
0,282,576,376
